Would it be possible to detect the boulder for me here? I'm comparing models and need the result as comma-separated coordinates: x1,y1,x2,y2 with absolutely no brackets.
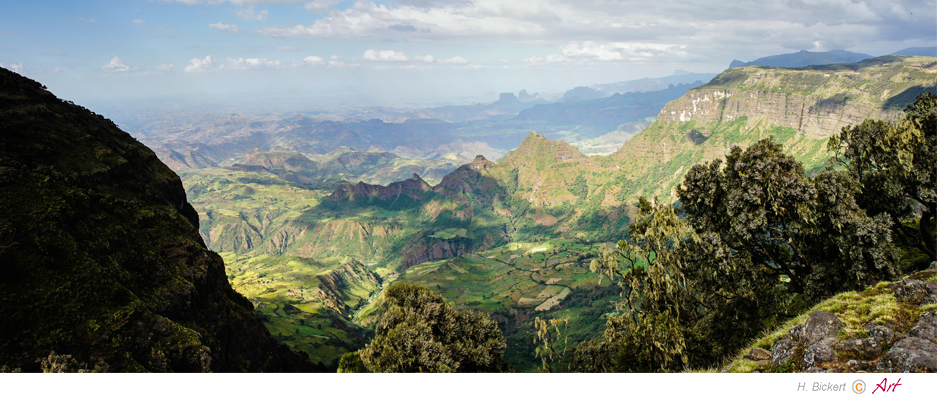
891,279,931,303
803,344,836,368
772,339,798,366
927,261,937,271
847,359,872,372
926,282,937,304
802,311,844,346
787,324,805,342
835,337,883,359
876,337,937,372
745,347,772,361
865,323,897,346
909,311,937,343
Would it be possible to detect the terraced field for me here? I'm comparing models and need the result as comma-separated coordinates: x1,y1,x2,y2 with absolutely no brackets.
363,239,623,371
222,253,381,367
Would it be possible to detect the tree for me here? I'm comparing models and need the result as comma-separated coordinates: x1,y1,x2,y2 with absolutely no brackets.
572,138,896,372
575,198,705,372
828,92,937,264
679,138,895,302
533,317,569,372
356,283,511,372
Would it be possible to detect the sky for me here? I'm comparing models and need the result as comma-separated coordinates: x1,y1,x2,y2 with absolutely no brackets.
1,0,934,110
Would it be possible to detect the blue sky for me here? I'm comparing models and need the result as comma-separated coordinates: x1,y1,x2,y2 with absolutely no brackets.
1,0,934,109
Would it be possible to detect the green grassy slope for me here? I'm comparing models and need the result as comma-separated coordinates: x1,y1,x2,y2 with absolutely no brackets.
359,239,620,371
176,56,935,369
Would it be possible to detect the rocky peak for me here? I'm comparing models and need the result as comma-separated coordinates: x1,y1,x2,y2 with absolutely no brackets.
467,155,495,170
329,173,431,202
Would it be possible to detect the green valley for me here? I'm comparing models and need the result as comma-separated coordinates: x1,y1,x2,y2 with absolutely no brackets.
173,55,936,369
5,0,937,381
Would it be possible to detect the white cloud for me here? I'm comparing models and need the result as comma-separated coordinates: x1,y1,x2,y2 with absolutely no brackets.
77,17,98,23
234,6,268,21
133,19,144,25
0,62,23,73
516,40,558,47
440,56,469,64
302,56,325,65
101,56,132,72
559,41,685,62
258,1,546,39
209,22,241,34
174,0,304,5
363,49,408,62
522,56,544,65
155,64,174,71
413,55,468,64
329,55,342,60
248,0,934,70
327,60,359,69
304,0,343,13
184,55,214,72
224,57,281,69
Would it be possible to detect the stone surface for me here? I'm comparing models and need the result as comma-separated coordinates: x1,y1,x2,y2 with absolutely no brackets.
787,324,805,342
865,323,897,346
927,261,937,271
746,347,772,361
802,311,844,346
892,279,930,303
772,339,798,366
847,359,872,372
803,344,836,367
876,337,937,372
836,337,884,359
909,311,937,343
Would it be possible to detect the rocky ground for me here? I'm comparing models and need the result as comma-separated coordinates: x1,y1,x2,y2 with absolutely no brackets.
725,262,937,373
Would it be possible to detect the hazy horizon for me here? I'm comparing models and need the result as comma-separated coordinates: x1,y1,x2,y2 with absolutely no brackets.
2,0,934,112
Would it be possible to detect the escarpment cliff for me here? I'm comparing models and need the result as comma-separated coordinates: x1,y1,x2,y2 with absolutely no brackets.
0,67,318,372
329,173,432,202
611,55,937,202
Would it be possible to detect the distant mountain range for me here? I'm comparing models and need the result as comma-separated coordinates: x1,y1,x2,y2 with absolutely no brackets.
135,78,710,170
588,70,720,95
728,47,937,69
892,47,936,57
729,49,874,68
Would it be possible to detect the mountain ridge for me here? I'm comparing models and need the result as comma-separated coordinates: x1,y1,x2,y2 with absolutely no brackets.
729,49,874,68
0,67,319,372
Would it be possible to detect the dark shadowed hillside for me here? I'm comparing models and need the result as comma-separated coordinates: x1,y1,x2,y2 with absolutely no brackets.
0,67,320,372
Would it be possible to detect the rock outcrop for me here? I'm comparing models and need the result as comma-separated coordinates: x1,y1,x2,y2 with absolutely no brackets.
612,55,937,203
738,271,937,373
0,67,318,371
329,173,432,201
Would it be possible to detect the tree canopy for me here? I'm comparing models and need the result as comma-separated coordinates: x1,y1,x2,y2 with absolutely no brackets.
829,92,936,264
354,283,511,372
572,136,898,372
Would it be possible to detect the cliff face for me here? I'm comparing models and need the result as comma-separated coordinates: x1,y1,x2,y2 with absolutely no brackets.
0,68,318,371
612,55,937,202
329,173,432,201
656,88,897,140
